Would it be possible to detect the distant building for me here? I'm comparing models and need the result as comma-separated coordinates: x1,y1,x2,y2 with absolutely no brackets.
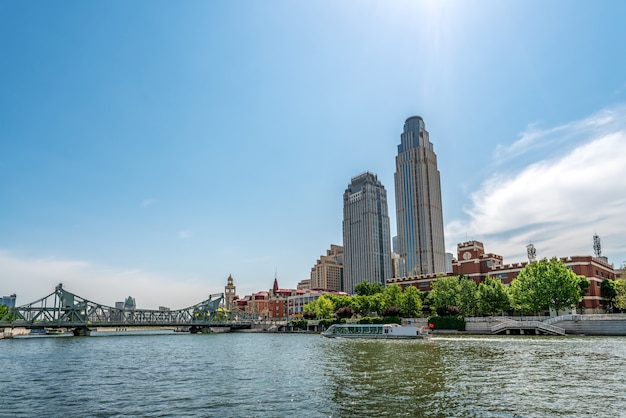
343,172,393,295
387,240,617,314
1,294,16,308
287,288,348,319
394,116,446,276
310,244,344,292
297,278,312,290
391,252,401,279
124,296,136,310
445,252,454,273
224,274,237,311
234,277,295,320
115,301,125,310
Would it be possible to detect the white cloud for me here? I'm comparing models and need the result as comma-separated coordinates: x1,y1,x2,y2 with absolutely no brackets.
446,105,626,266
0,251,221,309
493,106,622,165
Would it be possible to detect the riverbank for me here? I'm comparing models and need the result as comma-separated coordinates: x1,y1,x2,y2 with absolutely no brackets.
4,314,625,339
464,313,626,336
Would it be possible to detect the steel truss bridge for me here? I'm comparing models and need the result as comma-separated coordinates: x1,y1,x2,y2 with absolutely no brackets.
0,283,249,336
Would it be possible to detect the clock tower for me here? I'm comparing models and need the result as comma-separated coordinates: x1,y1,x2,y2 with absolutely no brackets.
224,275,237,311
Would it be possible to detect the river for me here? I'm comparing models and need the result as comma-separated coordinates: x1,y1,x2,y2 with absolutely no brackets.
1,332,625,417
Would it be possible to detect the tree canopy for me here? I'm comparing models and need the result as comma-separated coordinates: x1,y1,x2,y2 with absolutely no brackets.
614,280,626,311
477,276,511,316
428,275,478,316
354,280,385,296
302,284,423,320
0,304,9,321
510,257,585,315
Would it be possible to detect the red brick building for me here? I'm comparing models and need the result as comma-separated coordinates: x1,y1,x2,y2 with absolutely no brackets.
387,240,617,313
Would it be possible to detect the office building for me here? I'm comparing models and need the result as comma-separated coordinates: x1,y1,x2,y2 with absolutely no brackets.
343,172,392,294
310,244,344,291
394,116,446,276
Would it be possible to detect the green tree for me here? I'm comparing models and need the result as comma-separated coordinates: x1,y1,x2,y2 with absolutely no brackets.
383,284,403,311
428,276,460,315
578,276,590,298
510,258,585,315
327,294,352,310
457,276,479,316
369,293,386,316
350,295,371,316
601,279,619,304
400,285,423,318
354,280,384,296
614,280,626,311
0,304,8,321
478,276,511,315
315,295,336,319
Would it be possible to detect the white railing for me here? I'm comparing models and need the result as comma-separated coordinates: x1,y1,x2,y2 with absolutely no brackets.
489,319,565,335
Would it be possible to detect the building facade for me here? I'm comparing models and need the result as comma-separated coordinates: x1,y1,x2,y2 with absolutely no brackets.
342,172,392,295
394,116,446,276
310,244,344,291
387,240,617,314
287,288,348,319
1,294,16,308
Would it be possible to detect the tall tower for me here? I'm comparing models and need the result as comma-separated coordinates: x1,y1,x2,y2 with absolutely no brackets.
394,116,446,276
224,275,237,310
343,172,392,295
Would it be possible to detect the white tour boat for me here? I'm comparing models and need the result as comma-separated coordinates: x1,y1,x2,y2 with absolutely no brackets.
321,323,429,339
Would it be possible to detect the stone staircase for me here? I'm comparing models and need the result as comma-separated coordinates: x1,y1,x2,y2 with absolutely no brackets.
490,319,566,336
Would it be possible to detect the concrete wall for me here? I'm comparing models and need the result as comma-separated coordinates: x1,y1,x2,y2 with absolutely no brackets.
550,314,626,336
464,314,626,336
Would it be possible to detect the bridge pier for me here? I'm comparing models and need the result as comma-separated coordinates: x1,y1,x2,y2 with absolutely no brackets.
189,326,211,334
72,327,91,337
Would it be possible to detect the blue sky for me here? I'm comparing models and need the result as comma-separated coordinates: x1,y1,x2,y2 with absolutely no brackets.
2,1,626,308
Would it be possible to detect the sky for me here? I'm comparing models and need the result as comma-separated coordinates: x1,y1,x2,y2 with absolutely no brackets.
1,0,626,309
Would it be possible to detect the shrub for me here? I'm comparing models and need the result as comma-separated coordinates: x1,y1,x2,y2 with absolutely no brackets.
446,306,460,315
303,311,316,320
357,316,383,324
382,306,401,317
290,319,307,330
428,315,465,331
336,306,354,319
381,316,402,324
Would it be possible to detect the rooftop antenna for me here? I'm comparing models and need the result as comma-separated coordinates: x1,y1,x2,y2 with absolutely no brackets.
593,234,602,258
527,243,537,262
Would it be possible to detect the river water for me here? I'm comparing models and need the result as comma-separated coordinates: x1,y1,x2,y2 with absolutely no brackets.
1,332,625,417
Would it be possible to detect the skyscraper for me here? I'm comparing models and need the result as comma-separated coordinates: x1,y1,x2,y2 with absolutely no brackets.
343,172,392,294
394,116,446,276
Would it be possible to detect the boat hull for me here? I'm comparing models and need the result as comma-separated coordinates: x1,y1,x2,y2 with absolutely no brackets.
322,323,429,339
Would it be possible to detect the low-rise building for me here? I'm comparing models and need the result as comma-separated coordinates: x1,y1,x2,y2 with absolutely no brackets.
387,240,617,314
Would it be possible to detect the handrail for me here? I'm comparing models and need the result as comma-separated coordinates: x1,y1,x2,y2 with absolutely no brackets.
490,319,565,335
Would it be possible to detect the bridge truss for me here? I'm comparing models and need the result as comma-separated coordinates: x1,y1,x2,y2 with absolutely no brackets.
0,283,226,334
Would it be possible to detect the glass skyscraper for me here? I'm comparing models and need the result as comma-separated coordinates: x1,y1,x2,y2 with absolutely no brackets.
342,172,392,295
394,116,446,276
